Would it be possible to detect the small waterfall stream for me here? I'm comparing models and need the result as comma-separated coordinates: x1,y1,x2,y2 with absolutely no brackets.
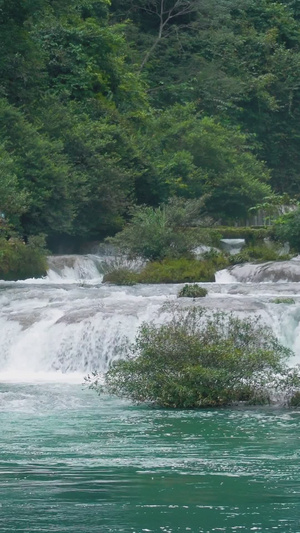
43,254,104,283
1,255,300,380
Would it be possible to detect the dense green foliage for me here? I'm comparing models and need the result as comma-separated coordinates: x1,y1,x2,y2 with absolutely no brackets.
135,108,272,219
116,0,300,195
231,242,291,264
88,306,293,408
2,0,300,248
103,253,229,284
0,0,146,244
103,267,139,285
0,236,48,281
138,255,228,282
274,206,300,251
178,284,208,298
107,198,219,260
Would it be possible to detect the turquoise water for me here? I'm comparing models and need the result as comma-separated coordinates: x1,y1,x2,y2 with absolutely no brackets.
1,383,299,532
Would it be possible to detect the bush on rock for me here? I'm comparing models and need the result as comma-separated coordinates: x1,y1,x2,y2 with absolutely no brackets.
178,284,207,298
137,257,217,283
87,306,293,408
103,254,229,285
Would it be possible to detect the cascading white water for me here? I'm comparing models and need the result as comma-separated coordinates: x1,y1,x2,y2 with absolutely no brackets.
42,254,145,284
44,254,104,283
1,255,300,382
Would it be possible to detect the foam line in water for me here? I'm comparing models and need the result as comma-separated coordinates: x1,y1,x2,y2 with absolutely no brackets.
0,371,84,383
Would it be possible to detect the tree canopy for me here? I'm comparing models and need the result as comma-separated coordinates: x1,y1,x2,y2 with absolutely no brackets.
1,0,300,247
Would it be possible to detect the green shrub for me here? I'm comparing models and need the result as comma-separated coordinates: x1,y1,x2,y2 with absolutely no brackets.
138,257,226,283
274,207,300,251
0,236,48,281
231,243,291,264
202,249,230,267
103,268,138,286
87,306,292,408
271,298,295,304
107,199,217,260
103,254,229,285
178,284,207,298
138,258,215,283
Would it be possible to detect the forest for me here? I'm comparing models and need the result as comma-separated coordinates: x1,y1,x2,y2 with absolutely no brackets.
1,0,300,250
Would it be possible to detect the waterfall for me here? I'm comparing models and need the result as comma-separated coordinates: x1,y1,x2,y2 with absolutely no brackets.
42,254,144,284
0,280,168,381
1,255,300,381
45,255,104,283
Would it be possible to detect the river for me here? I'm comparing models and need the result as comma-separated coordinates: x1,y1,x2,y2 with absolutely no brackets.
0,255,300,532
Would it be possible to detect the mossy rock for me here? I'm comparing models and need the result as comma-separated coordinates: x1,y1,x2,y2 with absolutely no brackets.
178,284,207,298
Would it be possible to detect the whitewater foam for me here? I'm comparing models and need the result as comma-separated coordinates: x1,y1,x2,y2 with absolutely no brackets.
1,255,300,381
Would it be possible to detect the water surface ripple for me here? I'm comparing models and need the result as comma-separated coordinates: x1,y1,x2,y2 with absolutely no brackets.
0,384,299,532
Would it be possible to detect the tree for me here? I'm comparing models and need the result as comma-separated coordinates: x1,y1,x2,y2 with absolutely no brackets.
0,98,75,236
0,236,48,281
112,0,300,197
0,144,28,224
274,205,300,251
34,98,146,239
138,105,272,220
138,0,200,71
4,0,300,245
107,197,208,260
0,0,150,242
